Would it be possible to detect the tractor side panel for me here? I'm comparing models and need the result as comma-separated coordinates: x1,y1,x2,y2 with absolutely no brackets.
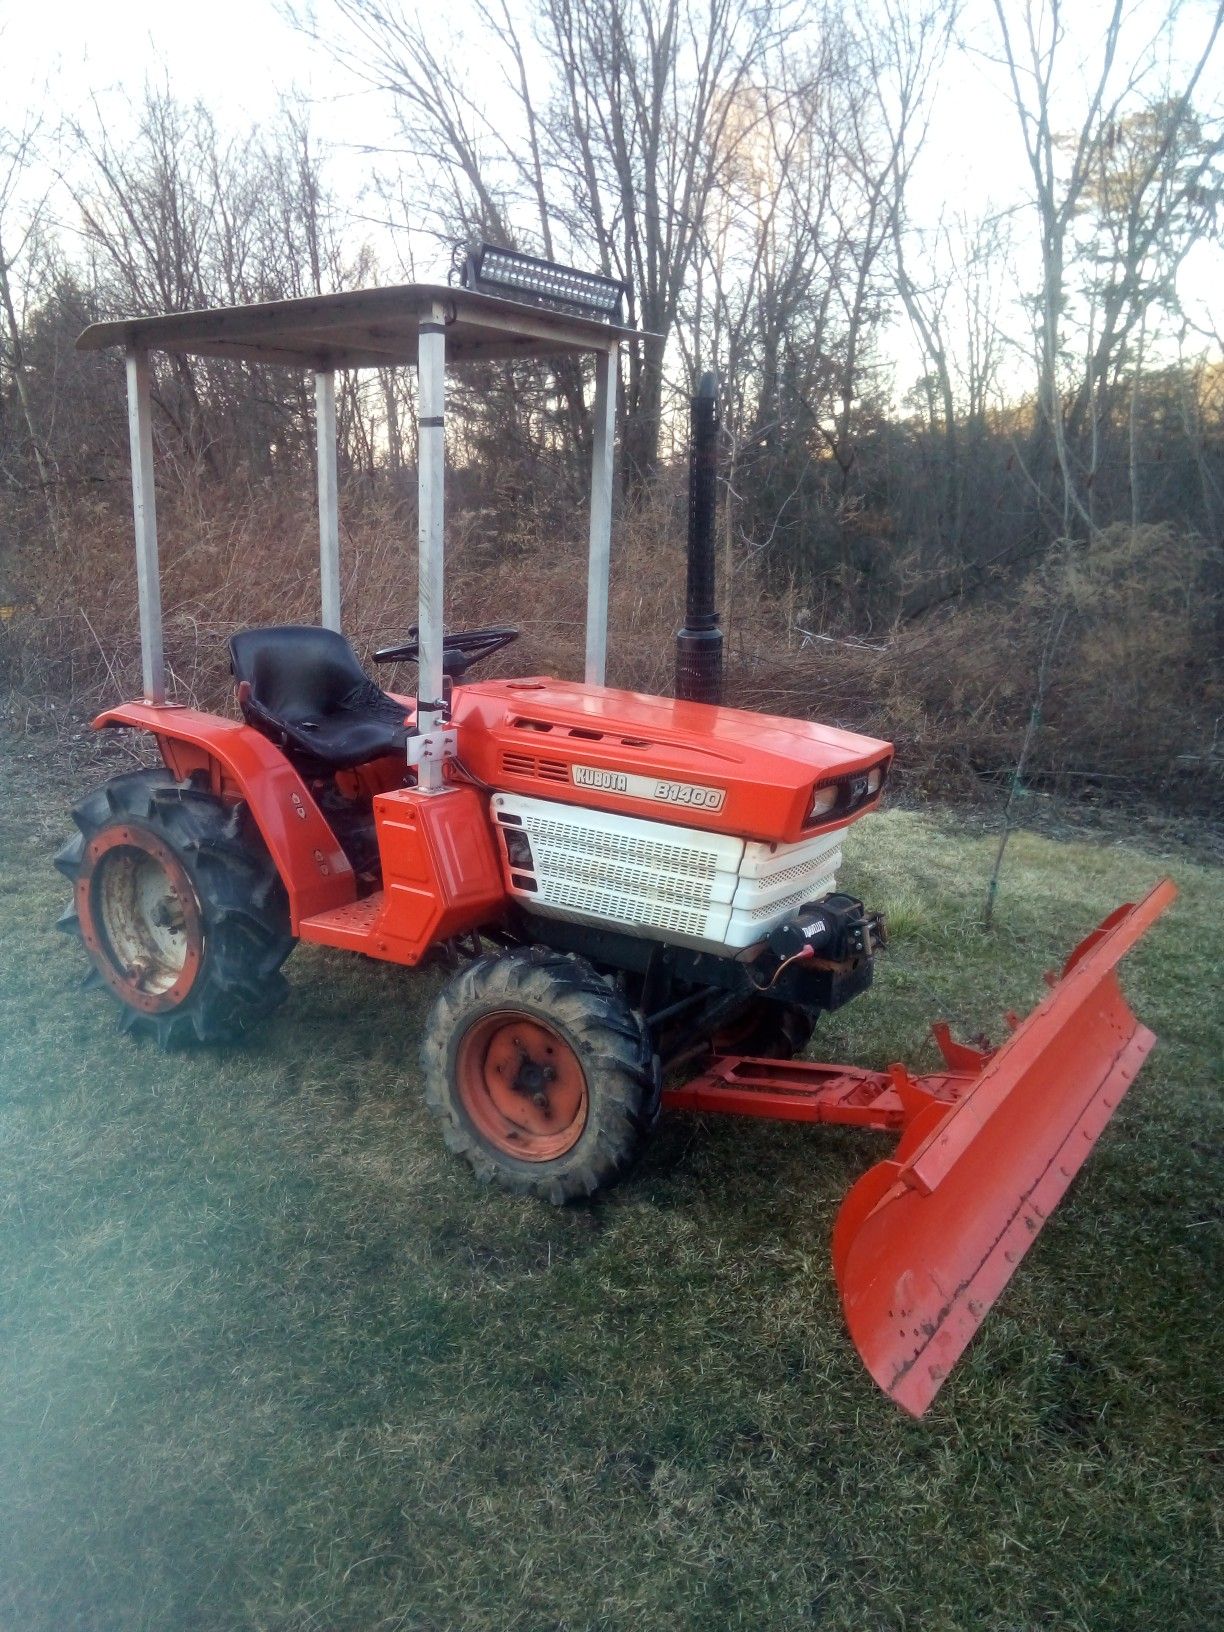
92,703,356,929
371,785,507,961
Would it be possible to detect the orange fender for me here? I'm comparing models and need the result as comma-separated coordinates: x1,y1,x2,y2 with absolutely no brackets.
93,703,355,929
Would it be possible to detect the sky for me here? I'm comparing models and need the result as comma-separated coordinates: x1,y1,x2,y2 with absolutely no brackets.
7,0,1026,283
2,0,376,216
3,0,1222,397
4,1,321,131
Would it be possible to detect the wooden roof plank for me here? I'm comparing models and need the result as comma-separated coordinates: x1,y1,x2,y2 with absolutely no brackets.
76,282,646,369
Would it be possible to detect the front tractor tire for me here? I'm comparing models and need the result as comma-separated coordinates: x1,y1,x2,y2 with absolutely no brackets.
712,998,816,1061
422,948,660,1204
56,768,294,1047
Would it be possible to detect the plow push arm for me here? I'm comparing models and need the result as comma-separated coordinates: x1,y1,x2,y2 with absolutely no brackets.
666,879,1177,1415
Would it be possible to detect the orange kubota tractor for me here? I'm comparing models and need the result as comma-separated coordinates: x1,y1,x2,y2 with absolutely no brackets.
57,247,1175,1416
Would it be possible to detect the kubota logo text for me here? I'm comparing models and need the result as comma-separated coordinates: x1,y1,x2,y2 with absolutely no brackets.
573,765,725,812
573,765,627,793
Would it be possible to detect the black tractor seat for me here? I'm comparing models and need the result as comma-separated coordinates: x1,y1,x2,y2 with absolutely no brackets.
229,625,415,771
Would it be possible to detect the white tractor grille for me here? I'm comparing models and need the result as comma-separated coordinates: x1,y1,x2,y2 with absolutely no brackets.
492,794,843,953
735,832,843,929
751,886,815,921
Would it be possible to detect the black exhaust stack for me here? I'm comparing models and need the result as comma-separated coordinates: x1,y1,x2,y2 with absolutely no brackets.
675,370,724,705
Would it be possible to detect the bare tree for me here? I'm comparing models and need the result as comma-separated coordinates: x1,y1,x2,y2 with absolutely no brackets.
816,3,956,498
1067,93,1224,527
65,87,376,481
0,114,59,539
673,5,956,609
990,0,1224,535
291,0,797,485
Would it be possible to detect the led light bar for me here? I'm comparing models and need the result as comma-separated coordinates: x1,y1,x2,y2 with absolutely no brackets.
461,242,627,322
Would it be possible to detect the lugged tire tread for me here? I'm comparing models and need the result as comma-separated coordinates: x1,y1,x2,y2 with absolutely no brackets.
56,766,294,1050
716,998,816,1061
422,946,660,1204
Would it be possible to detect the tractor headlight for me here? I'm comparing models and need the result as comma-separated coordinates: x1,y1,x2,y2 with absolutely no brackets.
809,785,839,819
503,827,535,872
808,760,889,824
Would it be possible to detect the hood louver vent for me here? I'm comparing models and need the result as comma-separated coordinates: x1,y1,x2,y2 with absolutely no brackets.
500,751,568,783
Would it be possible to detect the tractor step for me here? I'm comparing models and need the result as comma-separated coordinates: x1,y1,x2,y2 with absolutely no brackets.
299,892,386,951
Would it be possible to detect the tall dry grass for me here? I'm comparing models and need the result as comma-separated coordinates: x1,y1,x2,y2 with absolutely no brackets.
1,484,1219,810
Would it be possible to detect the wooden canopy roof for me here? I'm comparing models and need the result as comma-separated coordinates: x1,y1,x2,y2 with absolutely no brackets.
76,283,644,370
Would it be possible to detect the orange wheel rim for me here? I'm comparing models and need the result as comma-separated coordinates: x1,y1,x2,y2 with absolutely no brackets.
76,825,204,1013
455,1011,589,1161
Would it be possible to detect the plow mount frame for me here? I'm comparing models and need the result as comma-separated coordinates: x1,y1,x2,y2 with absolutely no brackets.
663,879,1177,1416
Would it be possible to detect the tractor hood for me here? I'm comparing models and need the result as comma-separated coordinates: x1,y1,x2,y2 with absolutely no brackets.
452,678,892,845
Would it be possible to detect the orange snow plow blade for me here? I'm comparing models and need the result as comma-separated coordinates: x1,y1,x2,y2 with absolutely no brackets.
832,878,1177,1416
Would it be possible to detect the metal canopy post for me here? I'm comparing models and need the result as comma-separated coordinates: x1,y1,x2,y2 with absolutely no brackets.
125,348,166,704
585,343,617,686
416,302,448,791
315,370,341,631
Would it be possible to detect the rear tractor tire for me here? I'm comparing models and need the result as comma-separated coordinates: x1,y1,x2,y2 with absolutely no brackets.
55,768,294,1047
422,947,660,1204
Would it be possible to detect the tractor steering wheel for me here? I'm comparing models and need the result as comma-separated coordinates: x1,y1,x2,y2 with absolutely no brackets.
372,625,520,678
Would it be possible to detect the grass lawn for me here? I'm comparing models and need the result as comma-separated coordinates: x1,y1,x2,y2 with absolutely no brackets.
0,736,1220,1631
